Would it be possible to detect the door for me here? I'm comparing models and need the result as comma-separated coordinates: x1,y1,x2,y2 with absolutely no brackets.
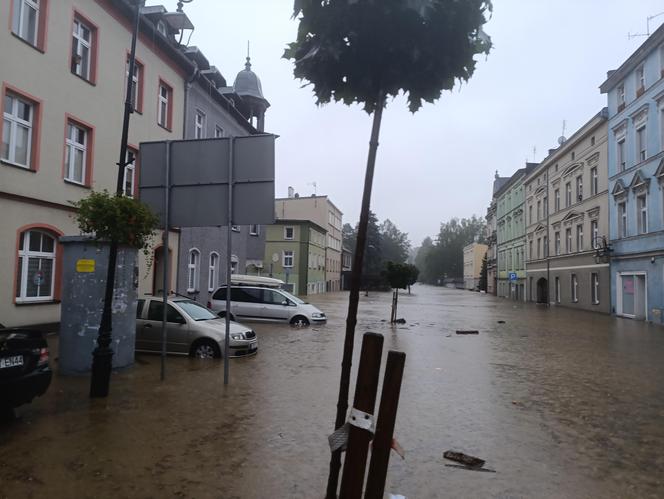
261,289,292,322
621,275,635,317
141,300,189,354
231,287,263,319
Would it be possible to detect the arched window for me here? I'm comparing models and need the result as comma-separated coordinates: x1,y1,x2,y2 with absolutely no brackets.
208,252,219,291
187,248,200,292
16,229,56,302
230,254,239,275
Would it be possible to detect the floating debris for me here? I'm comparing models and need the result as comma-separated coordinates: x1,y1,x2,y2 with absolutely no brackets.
456,330,479,335
443,450,485,468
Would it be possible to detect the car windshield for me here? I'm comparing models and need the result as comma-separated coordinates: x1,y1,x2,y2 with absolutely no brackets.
176,300,218,321
279,290,305,304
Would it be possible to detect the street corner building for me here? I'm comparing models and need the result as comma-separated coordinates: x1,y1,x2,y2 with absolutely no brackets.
600,24,664,323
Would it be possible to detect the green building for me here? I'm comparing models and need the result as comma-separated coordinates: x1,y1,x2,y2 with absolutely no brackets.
495,163,537,300
263,219,327,296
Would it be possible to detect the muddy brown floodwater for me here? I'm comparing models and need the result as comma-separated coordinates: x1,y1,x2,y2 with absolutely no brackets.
2,285,664,498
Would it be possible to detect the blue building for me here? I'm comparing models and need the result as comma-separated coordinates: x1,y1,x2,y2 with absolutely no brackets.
600,25,664,323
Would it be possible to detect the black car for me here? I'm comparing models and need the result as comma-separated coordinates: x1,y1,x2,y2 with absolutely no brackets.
0,328,52,411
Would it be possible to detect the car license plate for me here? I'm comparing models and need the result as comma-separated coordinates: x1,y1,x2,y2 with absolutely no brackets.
249,341,257,351
0,355,24,369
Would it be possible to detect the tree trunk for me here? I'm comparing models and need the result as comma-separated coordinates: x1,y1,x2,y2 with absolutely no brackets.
326,90,386,498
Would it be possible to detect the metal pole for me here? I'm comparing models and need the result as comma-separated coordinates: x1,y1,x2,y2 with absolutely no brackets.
546,165,550,305
160,141,171,381
89,0,141,398
224,137,234,385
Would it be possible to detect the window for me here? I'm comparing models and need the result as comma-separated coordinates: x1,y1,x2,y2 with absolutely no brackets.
536,238,541,259
591,220,599,248
565,182,572,206
156,20,167,37
214,126,224,138
16,229,56,302
571,151,575,161
537,200,541,221
231,256,238,274
208,252,218,291
617,84,625,108
528,205,533,224
617,138,626,171
123,148,137,198
284,226,294,240
591,273,599,305
555,277,560,303
283,250,294,268
636,65,645,93
528,240,533,260
147,301,183,323
126,56,144,113
591,136,595,146
231,225,240,232
571,274,578,302
637,194,647,234
565,228,572,253
157,81,172,129
11,0,46,49
187,249,200,292
554,189,560,211
71,15,96,82
555,231,560,255
590,167,598,196
543,235,548,257
618,202,627,238
576,224,583,252
636,125,647,162
249,224,259,236
64,119,91,185
576,175,583,201
2,91,38,169
195,110,206,139
543,196,548,217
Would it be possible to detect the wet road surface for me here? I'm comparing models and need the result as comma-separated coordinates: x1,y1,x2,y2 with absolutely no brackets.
1,285,664,498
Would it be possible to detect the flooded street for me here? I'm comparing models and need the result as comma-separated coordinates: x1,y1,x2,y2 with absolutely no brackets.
2,284,664,498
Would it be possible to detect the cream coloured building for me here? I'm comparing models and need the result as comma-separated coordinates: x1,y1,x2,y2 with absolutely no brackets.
463,243,488,290
275,191,343,292
0,0,192,326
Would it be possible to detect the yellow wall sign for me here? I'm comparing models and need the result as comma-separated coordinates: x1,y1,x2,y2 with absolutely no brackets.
76,259,96,273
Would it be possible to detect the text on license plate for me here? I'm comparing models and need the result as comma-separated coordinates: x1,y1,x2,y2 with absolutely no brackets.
0,355,24,369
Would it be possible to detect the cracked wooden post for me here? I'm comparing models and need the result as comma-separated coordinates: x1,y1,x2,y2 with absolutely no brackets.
340,332,384,498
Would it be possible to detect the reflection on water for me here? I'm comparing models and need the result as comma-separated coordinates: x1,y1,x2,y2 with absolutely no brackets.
1,285,663,498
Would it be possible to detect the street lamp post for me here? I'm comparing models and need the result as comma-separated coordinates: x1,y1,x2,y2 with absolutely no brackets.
89,0,142,398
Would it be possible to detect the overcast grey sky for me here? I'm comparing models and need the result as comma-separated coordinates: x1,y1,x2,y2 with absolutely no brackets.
157,0,664,247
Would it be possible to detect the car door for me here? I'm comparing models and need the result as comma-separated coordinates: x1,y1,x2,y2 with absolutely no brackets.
231,287,262,319
135,299,148,350
142,300,190,354
261,289,292,322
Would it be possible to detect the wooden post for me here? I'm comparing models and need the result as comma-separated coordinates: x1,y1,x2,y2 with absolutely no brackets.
340,332,384,498
364,351,406,499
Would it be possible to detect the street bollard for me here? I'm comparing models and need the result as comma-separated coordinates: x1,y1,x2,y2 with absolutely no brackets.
340,332,384,498
364,350,406,499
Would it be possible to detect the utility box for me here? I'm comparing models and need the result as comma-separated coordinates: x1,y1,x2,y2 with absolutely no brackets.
58,237,138,375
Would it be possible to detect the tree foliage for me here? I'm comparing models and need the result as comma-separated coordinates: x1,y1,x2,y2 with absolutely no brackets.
286,0,492,113
380,219,411,264
72,190,159,254
383,261,411,290
416,216,486,284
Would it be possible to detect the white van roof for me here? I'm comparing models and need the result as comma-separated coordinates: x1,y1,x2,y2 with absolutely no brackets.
228,274,285,288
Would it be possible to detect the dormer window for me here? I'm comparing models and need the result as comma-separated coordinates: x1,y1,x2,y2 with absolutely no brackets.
156,20,167,37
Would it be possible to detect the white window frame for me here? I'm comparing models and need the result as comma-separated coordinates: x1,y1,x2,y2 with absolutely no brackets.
619,201,627,238
576,224,583,252
126,58,140,111
187,248,200,292
555,231,560,255
16,230,56,303
637,193,648,234
555,276,561,303
554,189,560,211
576,175,583,202
591,273,599,305
72,18,92,80
249,224,259,236
284,226,294,240
12,0,40,46
214,125,224,138
636,65,645,91
590,167,598,196
158,84,170,128
195,110,206,139
617,138,626,171
2,93,33,168
123,149,136,198
571,274,578,303
617,84,625,106
64,121,87,184
636,125,647,162
208,252,218,292
565,228,572,253
565,182,572,206
283,250,294,268
591,220,599,249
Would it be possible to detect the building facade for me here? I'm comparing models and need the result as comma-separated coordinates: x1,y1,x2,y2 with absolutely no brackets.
485,172,509,295
274,193,343,292
600,26,664,323
463,243,488,290
263,220,326,296
495,165,536,300
524,110,610,313
0,0,191,326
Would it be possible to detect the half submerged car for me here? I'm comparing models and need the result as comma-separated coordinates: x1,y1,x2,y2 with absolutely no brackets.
136,296,257,358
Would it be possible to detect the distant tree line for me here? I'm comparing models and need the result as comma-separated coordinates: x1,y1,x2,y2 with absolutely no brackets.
342,211,418,290
414,216,486,285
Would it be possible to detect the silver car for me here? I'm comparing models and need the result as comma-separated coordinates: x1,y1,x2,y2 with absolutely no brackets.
135,296,257,358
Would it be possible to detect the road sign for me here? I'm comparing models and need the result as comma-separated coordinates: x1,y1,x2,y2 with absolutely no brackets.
509,272,518,281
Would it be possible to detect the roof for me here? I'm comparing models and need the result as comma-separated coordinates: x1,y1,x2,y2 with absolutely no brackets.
275,195,343,215
233,57,268,102
600,22,664,93
494,167,527,198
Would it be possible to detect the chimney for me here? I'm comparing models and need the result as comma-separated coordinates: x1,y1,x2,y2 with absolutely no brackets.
288,186,294,198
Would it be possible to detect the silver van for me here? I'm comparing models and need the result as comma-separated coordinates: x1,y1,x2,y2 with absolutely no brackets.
209,276,326,326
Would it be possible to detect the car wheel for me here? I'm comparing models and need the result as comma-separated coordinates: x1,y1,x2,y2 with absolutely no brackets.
290,316,310,327
190,339,221,359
